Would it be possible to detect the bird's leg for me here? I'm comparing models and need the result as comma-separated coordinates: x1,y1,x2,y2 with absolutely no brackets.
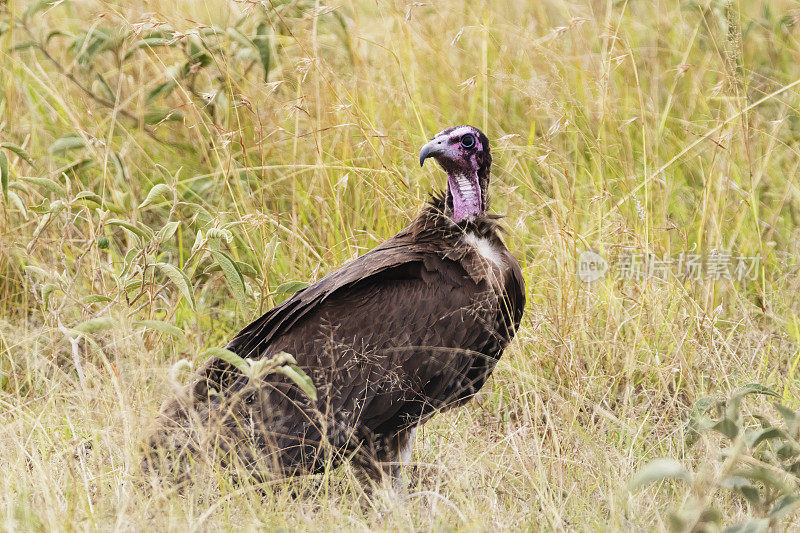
391,426,417,492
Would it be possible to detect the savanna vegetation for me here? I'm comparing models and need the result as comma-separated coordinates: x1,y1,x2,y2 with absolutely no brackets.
3,0,800,530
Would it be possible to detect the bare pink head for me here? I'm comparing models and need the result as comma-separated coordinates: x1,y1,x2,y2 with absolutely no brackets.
419,125,492,222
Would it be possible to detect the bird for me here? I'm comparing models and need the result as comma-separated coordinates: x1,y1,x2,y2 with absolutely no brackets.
147,125,525,488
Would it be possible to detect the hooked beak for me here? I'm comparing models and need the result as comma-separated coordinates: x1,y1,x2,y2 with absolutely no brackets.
419,136,446,167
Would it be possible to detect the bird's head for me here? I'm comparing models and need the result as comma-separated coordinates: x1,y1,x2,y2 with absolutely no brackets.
419,125,492,223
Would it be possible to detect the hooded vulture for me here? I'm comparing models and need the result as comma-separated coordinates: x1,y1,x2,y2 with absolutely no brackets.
149,125,525,486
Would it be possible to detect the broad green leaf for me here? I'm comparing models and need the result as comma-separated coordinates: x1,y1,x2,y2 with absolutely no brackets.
268,351,297,367
144,109,183,124
276,364,318,402
0,142,34,166
74,191,104,206
726,384,781,420
57,158,94,177
73,28,113,65
698,507,722,527
733,467,794,494
191,229,207,256
124,279,142,292
752,414,773,429
722,476,760,505
200,26,226,37
183,201,213,228
147,80,177,102
211,249,248,309
24,0,50,18
24,265,51,279
775,403,798,424
105,219,153,240
227,27,254,48
235,260,259,279
713,418,739,440
134,319,184,338
125,38,171,59
274,280,310,295
92,74,115,101
723,518,769,533
83,294,113,304
11,42,36,52
264,236,279,268
206,227,233,244
45,30,71,44
154,262,196,310
48,200,64,217
110,152,128,183
201,346,249,374
99,199,124,214
49,135,86,154
134,37,171,49
186,36,212,66
629,459,690,490
254,22,271,81
775,441,800,461
667,512,688,531
8,191,28,219
74,317,116,333
746,427,784,448
0,151,7,201
774,403,799,436
41,284,60,309
143,30,175,40
120,248,139,279
30,212,53,245
19,176,66,197
204,260,257,279
156,221,180,242
240,352,312,397
691,396,722,415
770,495,800,518
138,183,172,209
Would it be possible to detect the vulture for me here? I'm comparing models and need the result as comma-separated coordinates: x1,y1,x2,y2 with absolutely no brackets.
148,125,525,487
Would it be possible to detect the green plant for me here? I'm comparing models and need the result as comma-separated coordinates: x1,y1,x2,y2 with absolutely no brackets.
631,385,800,531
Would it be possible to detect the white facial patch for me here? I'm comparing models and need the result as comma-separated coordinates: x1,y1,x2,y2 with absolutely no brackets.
435,125,481,152
439,125,472,138
464,232,504,268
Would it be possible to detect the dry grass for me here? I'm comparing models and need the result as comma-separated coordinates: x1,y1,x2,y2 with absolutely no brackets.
2,0,800,530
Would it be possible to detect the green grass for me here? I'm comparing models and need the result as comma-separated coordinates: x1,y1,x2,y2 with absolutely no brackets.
2,0,800,529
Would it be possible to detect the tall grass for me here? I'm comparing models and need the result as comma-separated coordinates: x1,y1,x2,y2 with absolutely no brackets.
2,0,800,529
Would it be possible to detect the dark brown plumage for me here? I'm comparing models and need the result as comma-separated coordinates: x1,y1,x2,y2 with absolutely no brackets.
148,125,525,486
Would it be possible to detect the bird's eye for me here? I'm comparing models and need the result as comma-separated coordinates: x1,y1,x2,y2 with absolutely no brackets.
460,134,475,148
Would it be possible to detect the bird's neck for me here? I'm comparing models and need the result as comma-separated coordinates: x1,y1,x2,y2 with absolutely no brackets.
446,171,483,222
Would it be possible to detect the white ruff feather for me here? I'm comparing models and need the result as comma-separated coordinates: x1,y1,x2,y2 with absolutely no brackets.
464,232,504,267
